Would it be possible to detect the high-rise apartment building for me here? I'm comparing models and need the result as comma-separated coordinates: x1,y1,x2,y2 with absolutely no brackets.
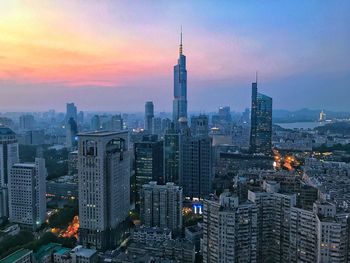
9,158,46,230
78,131,130,250
199,180,350,263
173,30,187,123
181,134,212,199
202,191,258,263
248,186,296,262
144,101,154,133
250,80,272,154
0,127,19,218
134,135,163,204
140,181,182,232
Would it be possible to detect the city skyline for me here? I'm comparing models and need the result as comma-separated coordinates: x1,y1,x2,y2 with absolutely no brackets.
0,1,349,112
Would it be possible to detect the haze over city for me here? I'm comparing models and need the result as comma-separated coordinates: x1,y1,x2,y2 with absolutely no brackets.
0,1,349,112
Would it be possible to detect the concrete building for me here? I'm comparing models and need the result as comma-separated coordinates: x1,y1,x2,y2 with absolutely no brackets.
248,185,296,262
140,181,182,232
134,135,163,204
19,114,35,131
90,115,100,131
78,131,130,250
181,134,212,199
66,103,77,123
190,115,209,137
0,249,33,263
164,127,181,184
202,191,258,263
8,158,47,230
125,239,195,263
110,114,123,131
0,128,19,218
144,101,154,133
132,226,172,243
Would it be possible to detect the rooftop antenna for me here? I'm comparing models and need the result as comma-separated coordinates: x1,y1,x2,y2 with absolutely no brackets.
255,71,258,84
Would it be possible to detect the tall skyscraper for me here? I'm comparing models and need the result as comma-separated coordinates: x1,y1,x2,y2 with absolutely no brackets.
9,158,46,230
144,101,154,133
140,181,183,232
134,135,163,205
78,131,130,250
66,103,78,123
0,127,19,218
181,133,212,199
250,78,273,154
173,30,187,123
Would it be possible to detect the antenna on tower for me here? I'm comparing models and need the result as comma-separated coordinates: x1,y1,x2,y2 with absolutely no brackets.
179,26,183,55
255,71,258,84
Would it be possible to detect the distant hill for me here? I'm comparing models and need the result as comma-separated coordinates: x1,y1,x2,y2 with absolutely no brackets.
315,122,350,136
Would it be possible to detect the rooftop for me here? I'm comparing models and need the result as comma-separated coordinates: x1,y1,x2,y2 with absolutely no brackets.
35,243,62,261
0,127,15,136
71,246,97,258
54,248,70,256
0,249,32,263
78,130,128,137
12,163,36,168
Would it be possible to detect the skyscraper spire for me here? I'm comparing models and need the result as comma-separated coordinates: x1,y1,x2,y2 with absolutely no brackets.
179,26,183,55
255,71,258,84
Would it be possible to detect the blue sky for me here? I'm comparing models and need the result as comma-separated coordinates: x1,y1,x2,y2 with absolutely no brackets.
0,0,349,112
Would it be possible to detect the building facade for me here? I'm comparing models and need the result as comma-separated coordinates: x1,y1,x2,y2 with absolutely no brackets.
250,80,273,154
202,192,258,263
144,101,154,133
9,158,47,230
78,131,130,250
140,181,182,232
134,135,163,204
164,127,181,184
0,127,19,218
181,134,212,199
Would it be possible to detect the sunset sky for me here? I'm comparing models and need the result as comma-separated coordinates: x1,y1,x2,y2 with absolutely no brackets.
0,1,349,112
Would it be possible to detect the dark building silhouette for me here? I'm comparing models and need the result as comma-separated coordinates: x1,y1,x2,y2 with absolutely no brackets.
250,78,272,154
134,135,163,205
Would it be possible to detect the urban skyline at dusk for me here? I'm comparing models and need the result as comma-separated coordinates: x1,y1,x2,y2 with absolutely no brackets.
1,2,350,262
0,1,349,112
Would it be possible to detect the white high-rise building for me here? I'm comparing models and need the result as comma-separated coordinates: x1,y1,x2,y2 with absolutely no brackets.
9,158,46,230
78,131,130,250
140,181,183,232
0,127,19,218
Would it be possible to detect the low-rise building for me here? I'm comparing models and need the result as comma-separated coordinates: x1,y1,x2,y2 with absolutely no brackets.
0,249,33,263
